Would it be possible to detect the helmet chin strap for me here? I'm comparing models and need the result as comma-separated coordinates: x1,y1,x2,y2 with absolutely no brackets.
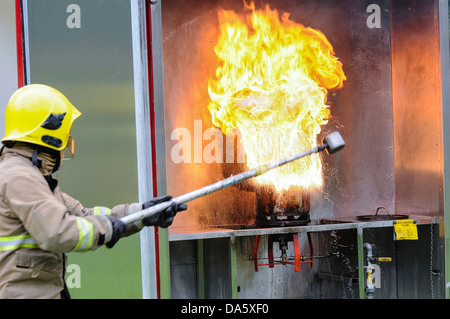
31,148,42,169
52,151,61,173
31,146,61,173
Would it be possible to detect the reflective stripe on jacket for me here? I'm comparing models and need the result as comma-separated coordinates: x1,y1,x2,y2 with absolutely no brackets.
0,235,39,251
0,146,130,298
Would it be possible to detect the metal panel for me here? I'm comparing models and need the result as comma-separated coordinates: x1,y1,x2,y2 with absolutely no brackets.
161,0,257,229
315,0,395,219
130,0,158,299
203,238,232,298
169,240,198,299
318,229,359,299
391,0,443,215
396,225,442,298
439,0,450,298
236,235,320,298
390,0,446,298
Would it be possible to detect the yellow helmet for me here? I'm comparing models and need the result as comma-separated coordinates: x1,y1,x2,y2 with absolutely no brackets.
2,84,81,151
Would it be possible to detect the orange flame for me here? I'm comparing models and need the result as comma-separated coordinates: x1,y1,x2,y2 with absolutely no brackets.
207,2,346,191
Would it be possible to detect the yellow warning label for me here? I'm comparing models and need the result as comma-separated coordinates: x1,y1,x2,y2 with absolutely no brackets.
394,220,418,240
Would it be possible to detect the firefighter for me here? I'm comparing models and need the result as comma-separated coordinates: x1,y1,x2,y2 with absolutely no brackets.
0,84,186,299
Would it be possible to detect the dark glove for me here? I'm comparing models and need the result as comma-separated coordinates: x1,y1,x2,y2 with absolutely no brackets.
142,195,187,228
105,215,127,248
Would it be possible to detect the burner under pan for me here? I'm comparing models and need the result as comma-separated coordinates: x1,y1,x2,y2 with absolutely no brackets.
255,186,310,227
255,212,311,227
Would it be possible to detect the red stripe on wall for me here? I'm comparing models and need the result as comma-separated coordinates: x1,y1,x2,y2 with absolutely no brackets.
15,0,24,87
145,0,161,299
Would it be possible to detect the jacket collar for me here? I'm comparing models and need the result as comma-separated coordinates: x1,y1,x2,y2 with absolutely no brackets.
1,143,58,175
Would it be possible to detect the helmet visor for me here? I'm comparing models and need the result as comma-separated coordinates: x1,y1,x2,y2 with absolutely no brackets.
63,135,75,160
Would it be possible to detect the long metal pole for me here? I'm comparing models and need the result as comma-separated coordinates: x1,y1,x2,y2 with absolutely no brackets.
121,143,328,225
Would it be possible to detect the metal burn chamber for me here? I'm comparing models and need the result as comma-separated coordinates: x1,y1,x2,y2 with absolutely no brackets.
161,0,447,233
161,0,449,299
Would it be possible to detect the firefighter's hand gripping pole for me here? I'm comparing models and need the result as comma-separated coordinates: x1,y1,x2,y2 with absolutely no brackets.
120,131,345,226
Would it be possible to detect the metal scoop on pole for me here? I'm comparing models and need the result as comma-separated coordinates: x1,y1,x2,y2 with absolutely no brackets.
120,131,345,225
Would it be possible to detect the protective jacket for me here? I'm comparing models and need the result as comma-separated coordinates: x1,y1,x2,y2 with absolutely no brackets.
0,144,135,299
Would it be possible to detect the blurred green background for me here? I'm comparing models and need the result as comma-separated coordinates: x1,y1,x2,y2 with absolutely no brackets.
27,0,142,298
